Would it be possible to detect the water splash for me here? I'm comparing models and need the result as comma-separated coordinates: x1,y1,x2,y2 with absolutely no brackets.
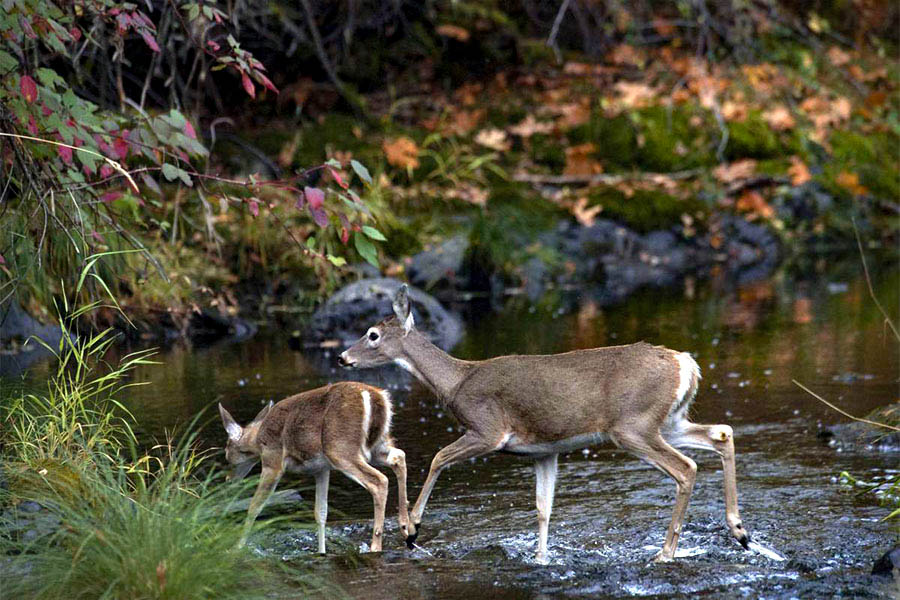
748,540,786,561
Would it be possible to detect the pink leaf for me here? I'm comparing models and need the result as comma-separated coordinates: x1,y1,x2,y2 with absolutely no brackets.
40,104,51,117
58,145,73,165
329,167,348,189
99,164,114,178
340,227,349,244
295,193,306,210
207,39,220,52
184,120,197,140
0,253,5,265
20,75,37,104
257,72,279,94
240,71,255,98
113,135,129,160
141,31,160,53
27,115,38,135
91,230,105,243
309,204,329,227
304,186,324,209
248,199,259,217
70,27,82,42
100,191,122,203
21,17,36,39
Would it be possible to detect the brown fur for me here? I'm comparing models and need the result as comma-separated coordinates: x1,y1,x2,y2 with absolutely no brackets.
220,381,412,553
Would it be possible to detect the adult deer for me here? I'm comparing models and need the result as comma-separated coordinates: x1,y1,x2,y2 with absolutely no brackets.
219,381,414,553
338,285,750,563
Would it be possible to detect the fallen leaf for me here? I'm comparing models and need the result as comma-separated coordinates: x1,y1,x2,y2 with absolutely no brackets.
713,159,757,183
474,128,511,151
508,114,554,138
827,45,851,67
721,99,748,121
436,24,470,42
762,105,795,131
555,101,591,129
613,81,657,109
608,44,645,67
787,156,812,186
564,143,602,176
835,171,868,196
572,197,602,226
382,136,420,169
448,108,485,136
792,297,813,324
736,189,774,220
447,184,489,207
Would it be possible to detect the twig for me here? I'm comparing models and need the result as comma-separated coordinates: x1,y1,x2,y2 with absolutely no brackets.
793,380,900,432
0,132,139,194
853,218,899,341
546,0,572,64
512,169,703,186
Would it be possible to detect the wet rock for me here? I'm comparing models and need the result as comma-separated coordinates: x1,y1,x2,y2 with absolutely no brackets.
187,309,257,343
17,501,42,514
641,230,678,254
872,546,900,576
816,403,900,452
407,235,469,290
0,300,71,377
306,278,462,350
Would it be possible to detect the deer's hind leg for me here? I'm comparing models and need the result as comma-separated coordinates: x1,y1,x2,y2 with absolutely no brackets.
613,430,697,562
330,454,389,552
314,469,330,554
373,442,414,544
663,422,750,549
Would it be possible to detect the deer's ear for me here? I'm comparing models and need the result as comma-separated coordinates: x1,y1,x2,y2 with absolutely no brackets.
393,284,413,333
219,403,243,441
252,400,274,424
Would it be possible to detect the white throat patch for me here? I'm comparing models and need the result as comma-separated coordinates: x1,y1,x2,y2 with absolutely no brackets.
403,312,414,333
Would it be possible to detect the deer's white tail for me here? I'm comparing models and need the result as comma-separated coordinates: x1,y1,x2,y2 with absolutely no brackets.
666,352,701,426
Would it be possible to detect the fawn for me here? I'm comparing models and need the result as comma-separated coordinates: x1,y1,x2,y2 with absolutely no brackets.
219,381,414,553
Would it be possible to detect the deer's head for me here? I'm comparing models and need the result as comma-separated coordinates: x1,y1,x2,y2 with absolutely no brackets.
339,284,415,369
219,401,273,480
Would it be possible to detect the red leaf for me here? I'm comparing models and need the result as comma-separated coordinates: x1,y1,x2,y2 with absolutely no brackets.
257,72,279,94
113,135,129,160
207,39,220,52
340,227,349,244
40,103,51,117
141,31,160,53
20,75,37,104
58,145,73,165
100,191,122,203
27,115,38,135
309,204,329,227
0,253,5,265
184,120,197,140
304,186,324,209
295,193,306,210
70,27,82,42
248,199,259,217
240,71,255,98
99,164,114,178
329,167,348,189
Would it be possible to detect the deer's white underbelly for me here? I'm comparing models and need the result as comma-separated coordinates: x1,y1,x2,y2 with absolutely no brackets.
502,432,609,456
285,454,329,474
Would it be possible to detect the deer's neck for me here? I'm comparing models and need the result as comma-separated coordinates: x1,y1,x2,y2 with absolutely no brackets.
395,330,469,400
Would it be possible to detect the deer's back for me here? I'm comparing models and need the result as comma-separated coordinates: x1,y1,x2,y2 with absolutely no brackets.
257,382,393,466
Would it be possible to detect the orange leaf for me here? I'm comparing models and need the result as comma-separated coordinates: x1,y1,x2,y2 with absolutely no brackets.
835,171,868,196
382,137,420,170
508,114,554,138
474,128,511,151
436,24,470,42
572,197,602,227
762,105,795,131
736,190,774,220
787,156,811,186
713,159,757,183
827,46,851,67
564,143,602,176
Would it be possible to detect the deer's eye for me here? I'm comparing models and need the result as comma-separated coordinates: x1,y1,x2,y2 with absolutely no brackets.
368,330,380,342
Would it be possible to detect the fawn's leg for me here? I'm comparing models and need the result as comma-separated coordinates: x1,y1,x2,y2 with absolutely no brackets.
333,455,389,552
375,445,414,543
534,453,559,564
239,464,283,547
314,469,330,554
664,422,750,548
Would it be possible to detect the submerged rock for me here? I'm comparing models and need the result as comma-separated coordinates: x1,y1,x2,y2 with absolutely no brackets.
816,403,900,452
306,278,462,350
872,546,899,576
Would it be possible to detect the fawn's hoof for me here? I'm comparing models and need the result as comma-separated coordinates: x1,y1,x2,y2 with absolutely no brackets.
738,532,751,550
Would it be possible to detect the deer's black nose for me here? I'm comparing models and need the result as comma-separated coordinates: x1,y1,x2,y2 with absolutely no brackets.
338,352,354,367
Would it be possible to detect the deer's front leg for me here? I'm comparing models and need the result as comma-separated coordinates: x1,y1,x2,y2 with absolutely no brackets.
239,464,283,547
534,453,558,564
409,432,501,540
314,469,330,554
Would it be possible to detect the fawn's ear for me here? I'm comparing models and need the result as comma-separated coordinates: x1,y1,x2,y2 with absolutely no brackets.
219,403,242,441
392,284,414,333
252,400,274,424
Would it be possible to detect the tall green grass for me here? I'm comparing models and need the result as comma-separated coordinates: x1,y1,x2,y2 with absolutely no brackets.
1,259,324,599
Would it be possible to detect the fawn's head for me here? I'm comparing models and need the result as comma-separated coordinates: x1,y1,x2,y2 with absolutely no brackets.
339,284,415,369
218,401,273,479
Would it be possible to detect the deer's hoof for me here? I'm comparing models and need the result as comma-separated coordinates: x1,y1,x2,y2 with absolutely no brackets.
405,525,420,549
652,550,674,563
738,532,751,550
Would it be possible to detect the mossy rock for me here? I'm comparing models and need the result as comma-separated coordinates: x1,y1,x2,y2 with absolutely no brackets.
826,130,900,201
587,186,707,234
634,106,717,172
569,113,639,168
725,112,782,160
288,114,382,169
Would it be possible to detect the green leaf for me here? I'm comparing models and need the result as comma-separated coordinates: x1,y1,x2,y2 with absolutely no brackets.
350,159,372,184
326,254,347,267
36,68,64,90
161,163,179,181
325,158,341,168
361,225,386,241
0,50,16,72
305,236,316,249
166,109,187,129
354,232,378,267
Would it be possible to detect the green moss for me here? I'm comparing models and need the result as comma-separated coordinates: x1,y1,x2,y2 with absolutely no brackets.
588,186,707,233
568,113,638,168
287,114,382,168
519,39,557,67
827,130,900,200
634,106,716,171
486,104,527,129
725,112,782,160
528,133,566,171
